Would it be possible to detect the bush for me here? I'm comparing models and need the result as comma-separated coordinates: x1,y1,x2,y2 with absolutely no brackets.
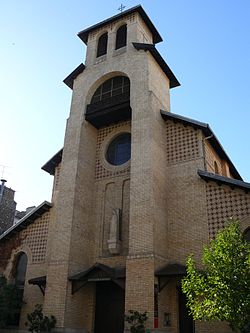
25,304,56,333
125,310,148,333
0,275,23,328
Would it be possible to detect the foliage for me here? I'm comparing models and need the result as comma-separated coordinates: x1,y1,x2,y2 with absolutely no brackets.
0,275,23,328
182,219,250,333
125,310,148,333
25,304,56,333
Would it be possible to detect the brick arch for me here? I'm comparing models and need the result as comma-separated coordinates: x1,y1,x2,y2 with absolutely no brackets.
85,71,130,105
114,20,127,32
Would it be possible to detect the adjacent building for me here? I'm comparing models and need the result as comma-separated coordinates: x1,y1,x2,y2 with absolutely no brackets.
0,179,16,235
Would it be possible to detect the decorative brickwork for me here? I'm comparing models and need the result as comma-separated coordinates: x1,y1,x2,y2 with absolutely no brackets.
206,183,250,238
165,121,200,165
95,121,131,180
22,212,50,263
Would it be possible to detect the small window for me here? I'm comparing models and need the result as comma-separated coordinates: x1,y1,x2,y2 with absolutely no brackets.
97,32,108,57
106,133,131,166
115,25,127,50
214,161,219,174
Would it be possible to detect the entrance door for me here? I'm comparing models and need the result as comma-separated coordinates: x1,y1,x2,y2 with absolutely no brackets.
178,289,194,333
94,281,125,333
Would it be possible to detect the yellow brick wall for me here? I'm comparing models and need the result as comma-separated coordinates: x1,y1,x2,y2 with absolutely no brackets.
204,140,223,174
125,257,155,329
165,121,201,165
51,162,61,202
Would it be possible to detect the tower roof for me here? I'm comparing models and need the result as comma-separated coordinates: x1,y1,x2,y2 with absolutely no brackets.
133,43,180,88
42,148,63,175
78,5,163,45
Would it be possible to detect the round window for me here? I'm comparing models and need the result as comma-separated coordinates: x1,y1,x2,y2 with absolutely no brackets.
106,133,131,166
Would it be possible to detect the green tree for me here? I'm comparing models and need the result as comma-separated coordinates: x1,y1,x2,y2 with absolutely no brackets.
0,275,23,328
182,220,250,333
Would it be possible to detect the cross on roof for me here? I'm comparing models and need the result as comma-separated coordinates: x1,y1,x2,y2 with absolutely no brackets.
118,4,126,13
0,165,10,179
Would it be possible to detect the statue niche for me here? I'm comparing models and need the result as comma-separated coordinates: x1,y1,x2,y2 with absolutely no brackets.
107,208,122,254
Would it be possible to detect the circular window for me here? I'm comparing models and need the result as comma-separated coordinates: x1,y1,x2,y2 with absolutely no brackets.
106,133,131,166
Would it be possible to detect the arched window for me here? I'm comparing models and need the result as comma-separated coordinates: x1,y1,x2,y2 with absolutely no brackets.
8,252,28,326
14,252,28,289
214,161,219,174
91,76,130,104
243,227,250,242
97,32,108,57
115,24,127,49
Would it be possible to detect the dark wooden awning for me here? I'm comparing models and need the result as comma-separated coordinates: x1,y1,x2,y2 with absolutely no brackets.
155,263,186,292
28,276,46,295
85,93,131,129
69,263,126,294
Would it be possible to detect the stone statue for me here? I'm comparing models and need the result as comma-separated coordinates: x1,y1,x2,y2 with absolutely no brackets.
107,208,122,254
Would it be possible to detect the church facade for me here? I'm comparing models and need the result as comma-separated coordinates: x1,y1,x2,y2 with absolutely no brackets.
0,6,250,333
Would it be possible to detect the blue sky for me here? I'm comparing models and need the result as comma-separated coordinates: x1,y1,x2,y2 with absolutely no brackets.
1,1,249,210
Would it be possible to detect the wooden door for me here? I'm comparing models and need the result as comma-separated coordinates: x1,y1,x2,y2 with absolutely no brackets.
94,281,125,333
178,289,194,333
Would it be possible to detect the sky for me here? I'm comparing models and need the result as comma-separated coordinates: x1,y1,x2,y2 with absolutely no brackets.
0,0,249,211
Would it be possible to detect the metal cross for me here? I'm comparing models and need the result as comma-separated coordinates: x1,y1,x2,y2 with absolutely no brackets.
118,4,126,13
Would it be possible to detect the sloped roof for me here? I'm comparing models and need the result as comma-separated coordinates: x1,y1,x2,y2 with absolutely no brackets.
78,5,162,45
69,262,125,281
198,170,250,192
0,201,52,241
155,263,186,277
42,148,63,175
63,63,85,89
161,110,242,180
28,276,46,286
133,43,180,88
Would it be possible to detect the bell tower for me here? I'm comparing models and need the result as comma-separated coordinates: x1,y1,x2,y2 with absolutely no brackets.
43,5,180,333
